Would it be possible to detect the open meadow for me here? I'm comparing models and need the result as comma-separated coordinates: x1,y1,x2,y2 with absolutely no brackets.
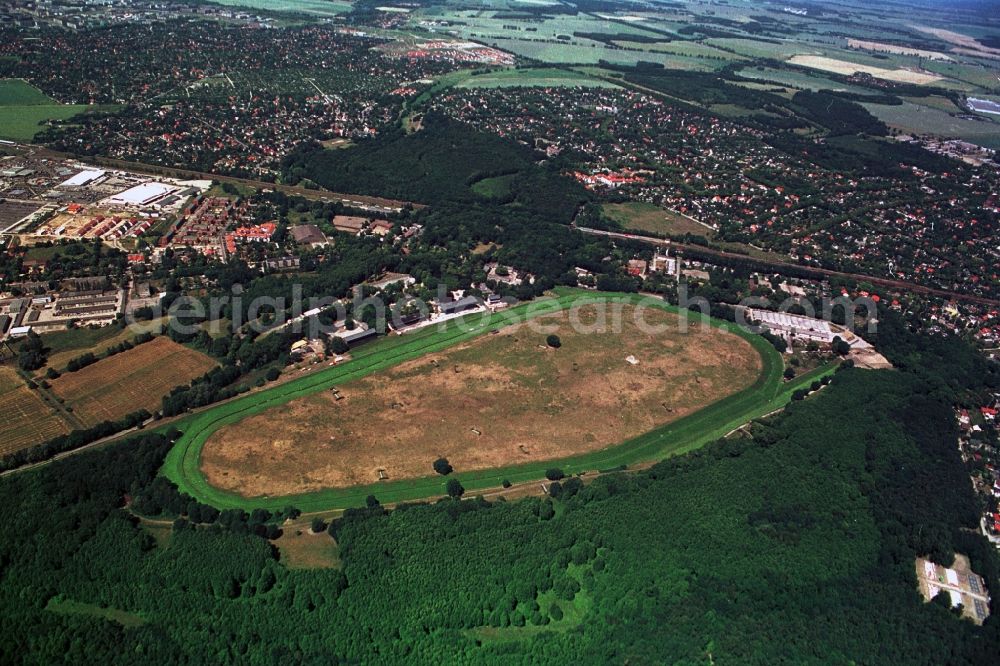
0,78,116,141
458,68,618,89
201,303,761,497
862,101,1000,149
49,337,217,427
197,0,352,16
0,79,55,105
0,366,70,455
602,201,714,237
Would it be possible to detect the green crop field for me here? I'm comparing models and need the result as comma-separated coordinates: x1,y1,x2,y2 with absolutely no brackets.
201,0,352,15
162,290,834,512
458,68,619,89
0,79,55,105
735,66,872,94
602,201,715,237
0,79,119,141
0,105,96,141
615,40,746,61
0,79,107,141
863,101,1000,149
705,38,816,60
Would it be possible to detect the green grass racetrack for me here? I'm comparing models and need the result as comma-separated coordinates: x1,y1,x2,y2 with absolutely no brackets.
162,290,835,511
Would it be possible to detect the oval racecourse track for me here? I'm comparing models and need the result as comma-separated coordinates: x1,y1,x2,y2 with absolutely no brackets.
162,290,837,512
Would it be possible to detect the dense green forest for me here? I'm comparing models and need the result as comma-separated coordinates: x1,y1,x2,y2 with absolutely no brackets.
281,113,588,220
0,308,998,663
279,113,604,286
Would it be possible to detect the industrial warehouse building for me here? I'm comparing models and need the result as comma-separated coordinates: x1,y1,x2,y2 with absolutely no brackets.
743,308,870,349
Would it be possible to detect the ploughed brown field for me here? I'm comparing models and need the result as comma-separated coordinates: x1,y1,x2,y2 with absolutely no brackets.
202,305,762,497
50,336,217,427
0,366,70,455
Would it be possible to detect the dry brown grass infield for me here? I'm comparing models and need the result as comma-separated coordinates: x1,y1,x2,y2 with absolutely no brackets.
202,304,761,497
0,366,70,455
50,337,217,427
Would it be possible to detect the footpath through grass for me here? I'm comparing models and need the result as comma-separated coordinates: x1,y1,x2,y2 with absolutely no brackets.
163,291,827,511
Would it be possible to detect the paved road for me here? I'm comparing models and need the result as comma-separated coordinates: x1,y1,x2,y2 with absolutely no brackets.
576,226,1000,307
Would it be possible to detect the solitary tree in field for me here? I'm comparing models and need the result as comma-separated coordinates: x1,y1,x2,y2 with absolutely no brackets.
446,478,465,498
546,334,561,348
433,457,453,475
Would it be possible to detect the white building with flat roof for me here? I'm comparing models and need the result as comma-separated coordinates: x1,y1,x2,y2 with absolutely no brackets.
59,169,106,187
744,308,870,349
108,182,177,207
748,309,834,343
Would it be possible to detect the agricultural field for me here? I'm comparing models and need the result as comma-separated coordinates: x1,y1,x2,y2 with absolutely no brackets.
614,40,745,62
901,95,964,114
735,67,873,94
199,0,352,16
705,38,817,60
49,337,217,427
0,105,97,142
0,79,116,141
457,68,618,89
787,55,943,85
0,79,55,105
39,320,165,374
482,38,721,70
201,302,761,497
922,60,1000,91
602,202,714,238
846,39,953,62
0,366,70,455
863,101,1000,149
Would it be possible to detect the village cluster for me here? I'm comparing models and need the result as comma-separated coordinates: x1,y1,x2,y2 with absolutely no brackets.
958,398,1000,563
1,23,458,178
434,87,1000,302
